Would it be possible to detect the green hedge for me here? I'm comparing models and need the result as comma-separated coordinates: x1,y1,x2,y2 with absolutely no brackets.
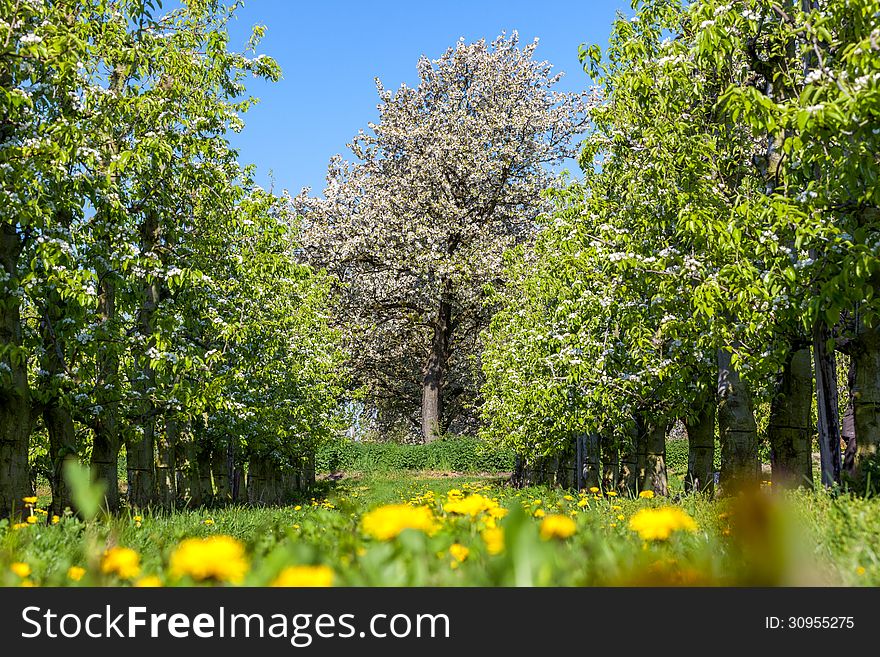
666,437,722,476
316,437,515,473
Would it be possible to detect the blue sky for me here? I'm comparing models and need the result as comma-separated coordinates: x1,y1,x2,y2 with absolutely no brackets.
224,0,632,195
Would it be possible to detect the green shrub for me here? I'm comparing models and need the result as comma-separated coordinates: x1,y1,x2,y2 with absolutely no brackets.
316,436,514,473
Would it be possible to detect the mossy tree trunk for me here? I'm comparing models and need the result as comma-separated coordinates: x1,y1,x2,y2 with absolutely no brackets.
717,348,759,492
769,347,814,488
852,322,880,492
685,394,715,495
640,421,668,496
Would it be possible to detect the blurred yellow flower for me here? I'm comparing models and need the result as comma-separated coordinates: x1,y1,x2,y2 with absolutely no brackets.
639,490,655,499
589,487,600,494
577,498,589,508
444,494,498,517
11,562,31,578
294,505,302,511
540,515,576,540
611,505,622,511
449,543,469,563
617,514,625,521
361,504,437,540
67,566,85,581
629,507,697,541
135,575,163,587
563,495,574,501
856,566,866,576
22,496,37,505
606,491,618,497
101,547,141,580
487,506,508,520
533,508,546,518
203,518,215,526
12,522,28,530
481,527,504,555
271,565,334,587
51,515,60,524
133,516,143,522
169,536,248,583
26,515,38,524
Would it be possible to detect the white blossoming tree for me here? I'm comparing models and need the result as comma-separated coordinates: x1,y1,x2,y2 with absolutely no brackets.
296,33,591,442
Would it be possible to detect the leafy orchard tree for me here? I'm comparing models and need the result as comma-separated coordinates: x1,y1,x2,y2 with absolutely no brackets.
295,33,592,442
0,0,94,518
482,0,879,496
0,0,345,517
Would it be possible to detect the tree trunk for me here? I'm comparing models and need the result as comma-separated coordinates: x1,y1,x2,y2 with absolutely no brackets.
617,419,640,496
177,428,203,507
211,445,230,503
197,445,214,505
0,221,32,520
842,357,857,479
421,281,452,443
852,322,880,492
640,422,668,496
717,348,759,492
685,395,715,495
156,418,177,508
39,288,78,516
814,322,841,486
768,347,814,488
601,434,619,491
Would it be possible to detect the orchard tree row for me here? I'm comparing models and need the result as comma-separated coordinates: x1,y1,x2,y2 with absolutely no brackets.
0,0,344,519
481,0,880,495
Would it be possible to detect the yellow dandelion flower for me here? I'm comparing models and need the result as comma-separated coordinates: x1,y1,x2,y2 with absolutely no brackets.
617,514,625,521
11,562,31,578
444,494,498,517
294,505,302,511
639,490,655,499
481,527,504,555
361,504,437,540
101,547,141,580
611,505,622,511
169,536,249,583
135,575,163,587
51,515,60,524
628,507,697,541
448,543,470,563
203,518,215,526
12,522,28,530
35,508,48,515
539,514,577,540
533,508,546,518
22,496,37,505
133,516,143,522
606,491,618,497
577,498,589,508
67,566,86,581
20,579,35,587
589,487,600,494
26,515,38,524
271,565,334,587
487,506,508,520
856,566,866,576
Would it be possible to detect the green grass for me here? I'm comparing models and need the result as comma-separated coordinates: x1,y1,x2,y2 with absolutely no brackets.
2,471,878,587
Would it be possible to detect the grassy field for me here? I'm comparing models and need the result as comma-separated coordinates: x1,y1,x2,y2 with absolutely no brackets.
2,471,878,587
